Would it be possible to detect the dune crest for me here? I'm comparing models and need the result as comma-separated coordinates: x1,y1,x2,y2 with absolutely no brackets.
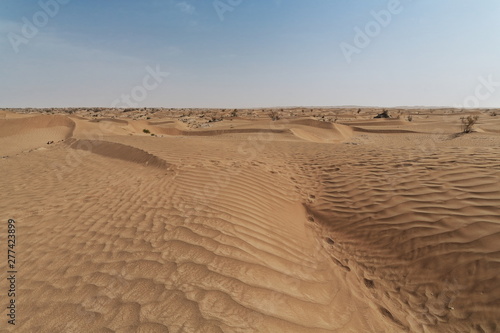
0,114,75,156
67,139,170,169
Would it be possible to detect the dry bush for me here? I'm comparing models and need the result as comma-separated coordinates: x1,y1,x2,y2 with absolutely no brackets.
269,110,280,121
374,109,390,119
460,115,479,133
407,115,413,122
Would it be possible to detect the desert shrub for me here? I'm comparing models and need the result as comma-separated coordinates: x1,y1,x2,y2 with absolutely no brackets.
143,129,150,134
407,115,413,122
461,115,479,133
374,109,390,119
269,110,280,121
491,111,497,116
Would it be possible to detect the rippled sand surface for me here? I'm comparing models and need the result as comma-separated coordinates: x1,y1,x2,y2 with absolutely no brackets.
1,108,499,332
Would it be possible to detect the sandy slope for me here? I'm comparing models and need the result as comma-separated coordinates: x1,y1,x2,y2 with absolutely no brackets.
0,108,499,332
0,115,75,156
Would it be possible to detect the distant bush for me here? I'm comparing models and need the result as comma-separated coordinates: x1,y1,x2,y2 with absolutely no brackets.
143,129,150,134
461,115,479,133
407,115,413,122
269,110,280,121
374,109,390,119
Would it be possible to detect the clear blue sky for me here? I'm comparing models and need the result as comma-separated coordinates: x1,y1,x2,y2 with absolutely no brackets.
1,0,499,108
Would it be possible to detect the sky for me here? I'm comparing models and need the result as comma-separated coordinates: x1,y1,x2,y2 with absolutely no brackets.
1,0,499,108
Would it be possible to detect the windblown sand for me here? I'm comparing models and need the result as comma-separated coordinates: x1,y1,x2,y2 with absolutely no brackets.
1,108,499,332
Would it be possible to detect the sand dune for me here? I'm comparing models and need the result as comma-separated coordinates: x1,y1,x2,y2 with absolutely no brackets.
1,108,499,332
0,114,75,156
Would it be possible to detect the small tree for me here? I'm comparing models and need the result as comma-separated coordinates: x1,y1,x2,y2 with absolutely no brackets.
460,115,479,133
143,129,150,134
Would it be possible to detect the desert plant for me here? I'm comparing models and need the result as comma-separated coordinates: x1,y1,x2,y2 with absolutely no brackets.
143,129,150,134
407,115,413,122
491,111,497,117
268,110,280,121
374,109,390,119
460,115,479,133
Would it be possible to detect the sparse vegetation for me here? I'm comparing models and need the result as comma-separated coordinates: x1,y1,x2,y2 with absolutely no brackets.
268,110,280,121
208,116,223,123
407,115,413,122
374,109,390,119
460,115,479,133
143,129,150,134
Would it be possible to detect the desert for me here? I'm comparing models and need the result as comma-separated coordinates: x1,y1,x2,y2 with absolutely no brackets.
1,107,499,332
2,1,500,331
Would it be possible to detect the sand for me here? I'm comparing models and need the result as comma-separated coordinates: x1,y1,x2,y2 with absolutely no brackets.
0,107,499,332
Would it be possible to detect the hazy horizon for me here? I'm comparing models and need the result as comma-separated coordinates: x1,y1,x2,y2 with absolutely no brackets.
1,0,499,108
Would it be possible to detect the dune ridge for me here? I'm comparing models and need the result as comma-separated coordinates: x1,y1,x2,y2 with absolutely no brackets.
0,114,75,156
67,138,170,169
